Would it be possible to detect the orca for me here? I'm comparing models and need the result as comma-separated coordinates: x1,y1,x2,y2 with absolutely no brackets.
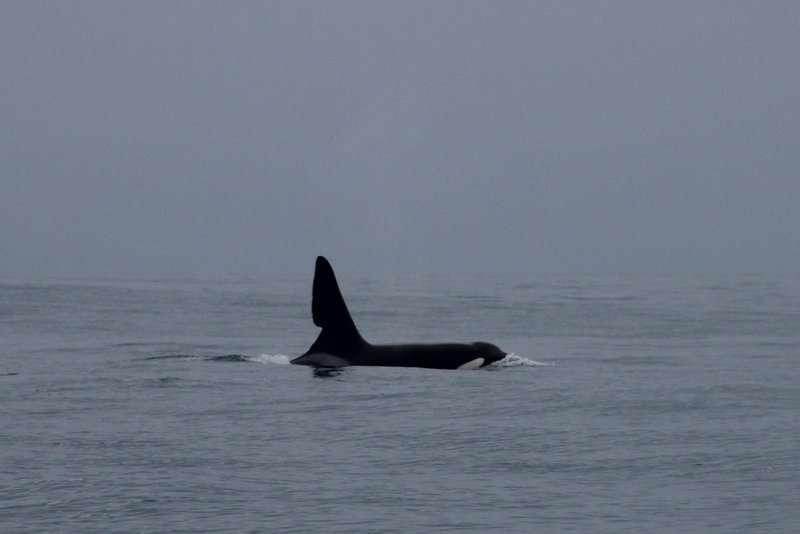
290,256,507,370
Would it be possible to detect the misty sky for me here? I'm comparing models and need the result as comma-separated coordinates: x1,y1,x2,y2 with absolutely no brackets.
2,2,798,276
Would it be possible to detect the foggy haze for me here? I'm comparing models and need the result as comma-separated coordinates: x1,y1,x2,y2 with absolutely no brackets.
2,2,798,276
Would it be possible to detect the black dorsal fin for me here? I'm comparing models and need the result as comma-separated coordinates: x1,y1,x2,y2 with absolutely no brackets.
308,256,364,354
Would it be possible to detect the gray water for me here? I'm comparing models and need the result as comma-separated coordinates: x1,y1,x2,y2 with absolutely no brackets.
1,273,799,532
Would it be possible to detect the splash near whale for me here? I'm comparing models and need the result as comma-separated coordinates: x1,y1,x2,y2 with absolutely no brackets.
290,257,507,370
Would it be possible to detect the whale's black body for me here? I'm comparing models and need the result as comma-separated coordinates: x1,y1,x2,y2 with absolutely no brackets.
290,256,507,370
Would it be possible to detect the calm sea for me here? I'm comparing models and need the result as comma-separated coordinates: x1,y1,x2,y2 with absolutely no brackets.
1,273,798,533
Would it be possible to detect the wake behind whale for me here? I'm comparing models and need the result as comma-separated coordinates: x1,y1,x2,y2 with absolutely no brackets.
291,256,508,370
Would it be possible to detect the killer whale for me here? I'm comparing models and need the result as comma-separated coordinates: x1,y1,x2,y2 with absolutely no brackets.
290,256,507,370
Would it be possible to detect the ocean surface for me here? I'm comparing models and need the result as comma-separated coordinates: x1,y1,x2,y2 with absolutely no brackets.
1,272,798,533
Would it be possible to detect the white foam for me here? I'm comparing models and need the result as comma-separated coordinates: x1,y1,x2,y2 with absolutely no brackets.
491,353,554,368
253,354,293,365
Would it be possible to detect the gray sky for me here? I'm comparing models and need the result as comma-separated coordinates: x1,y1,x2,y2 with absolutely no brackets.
2,1,799,276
